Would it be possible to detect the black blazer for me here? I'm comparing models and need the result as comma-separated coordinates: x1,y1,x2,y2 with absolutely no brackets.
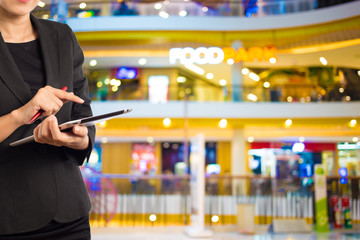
0,15,95,234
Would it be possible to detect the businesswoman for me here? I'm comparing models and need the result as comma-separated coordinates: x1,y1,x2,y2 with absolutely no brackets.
0,0,95,239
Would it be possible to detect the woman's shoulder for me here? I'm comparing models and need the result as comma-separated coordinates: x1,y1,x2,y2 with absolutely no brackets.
33,16,73,34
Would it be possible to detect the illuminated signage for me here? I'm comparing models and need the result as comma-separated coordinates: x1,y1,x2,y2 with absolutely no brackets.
169,46,276,65
292,142,305,153
116,67,138,79
169,47,224,65
223,46,276,63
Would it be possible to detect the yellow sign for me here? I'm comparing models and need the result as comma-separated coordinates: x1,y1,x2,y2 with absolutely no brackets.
222,46,277,63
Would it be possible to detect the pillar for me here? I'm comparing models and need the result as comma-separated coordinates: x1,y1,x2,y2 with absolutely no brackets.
231,41,243,102
231,129,248,195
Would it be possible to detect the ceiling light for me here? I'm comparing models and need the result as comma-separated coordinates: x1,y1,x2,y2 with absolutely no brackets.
98,121,106,128
206,73,214,79
89,59,97,67
96,81,102,88
299,137,305,142
358,70,360,77
218,119,227,128
110,79,117,86
79,2,86,9
202,7,208,12
184,64,205,75
219,79,227,86
163,118,171,127
177,76,186,83
285,119,292,127
269,57,277,64
249,72,260,81
242,68,249,75
287,96,293,102
149,214,157,222
104,78,110,85
138,58,147,65
352,137,358,142
227,59,234,65
111,86,118,92
37,1,45,7
320,57,327,65
350,119,357,127
154,3,162,9
159,11,169,19
179,10,187,17
247,136,254,143
247,93,258,101
211,215,219,223
263,82,270,88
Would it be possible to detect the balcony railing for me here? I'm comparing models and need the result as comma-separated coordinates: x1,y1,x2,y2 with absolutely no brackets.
32,0,356,20
81,167,360,229
88,83,360,103
86,67,360,103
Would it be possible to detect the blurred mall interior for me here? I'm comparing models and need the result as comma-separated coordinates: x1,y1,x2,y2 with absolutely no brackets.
34,0,359,239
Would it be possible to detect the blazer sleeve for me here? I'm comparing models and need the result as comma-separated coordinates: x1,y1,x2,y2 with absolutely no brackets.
63,24,96,165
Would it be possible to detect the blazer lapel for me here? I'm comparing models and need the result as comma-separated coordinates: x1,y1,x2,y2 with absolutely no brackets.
0,33,32,105
30,15,60,88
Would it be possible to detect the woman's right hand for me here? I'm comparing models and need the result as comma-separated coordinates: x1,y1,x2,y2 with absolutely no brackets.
12,86,84,126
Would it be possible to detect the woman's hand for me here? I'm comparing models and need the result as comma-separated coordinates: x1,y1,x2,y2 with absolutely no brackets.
33,115,89,150
12,86,84,126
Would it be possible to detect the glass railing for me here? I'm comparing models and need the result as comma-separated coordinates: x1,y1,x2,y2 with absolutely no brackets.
80,167,360,229
88,83,360,103
32,0,356,20
86,67,360,103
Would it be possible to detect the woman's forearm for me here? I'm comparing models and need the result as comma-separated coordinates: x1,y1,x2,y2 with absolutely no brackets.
0,110,23,143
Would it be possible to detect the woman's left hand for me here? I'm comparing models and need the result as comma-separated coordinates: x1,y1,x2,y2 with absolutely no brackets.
33,115,89,150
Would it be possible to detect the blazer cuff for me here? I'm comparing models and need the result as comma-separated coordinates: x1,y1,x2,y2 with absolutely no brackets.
63,135,94,166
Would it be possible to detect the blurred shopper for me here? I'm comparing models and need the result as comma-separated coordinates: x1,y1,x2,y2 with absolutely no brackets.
206,173,219,195
130,163,142,194
325,69,357,101
325,81,344,101
113,0,137,16
162,169,175,194
222,171,232,195
0,0,95,239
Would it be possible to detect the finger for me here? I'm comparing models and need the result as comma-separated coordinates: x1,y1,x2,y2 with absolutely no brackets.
39,117,52,142
39,99,62,117
33,126,42,143
54,91,84,104
72,125,88,137
34,118,50,144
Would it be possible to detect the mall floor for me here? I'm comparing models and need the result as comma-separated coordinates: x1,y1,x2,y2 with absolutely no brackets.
91,227,360,240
